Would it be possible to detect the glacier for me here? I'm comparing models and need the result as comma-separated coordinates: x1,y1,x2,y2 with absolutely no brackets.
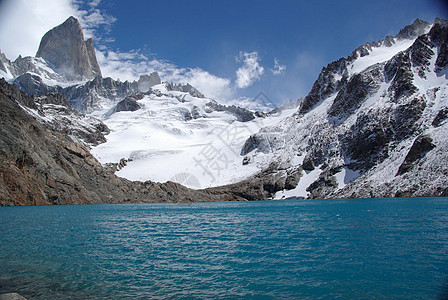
90,83,298,189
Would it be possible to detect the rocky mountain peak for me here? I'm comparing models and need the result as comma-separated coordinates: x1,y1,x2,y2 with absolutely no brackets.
396,18,431,40
36,16,101,81
138,72,161,92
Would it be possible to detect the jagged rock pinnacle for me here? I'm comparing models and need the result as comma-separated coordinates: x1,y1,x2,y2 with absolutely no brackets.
138,72,161,92
36,16,102,81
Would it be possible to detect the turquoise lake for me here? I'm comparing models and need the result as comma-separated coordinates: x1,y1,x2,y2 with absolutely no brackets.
0,198,447,299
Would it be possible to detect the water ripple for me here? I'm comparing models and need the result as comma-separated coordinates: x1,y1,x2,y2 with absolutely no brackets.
0,198,447,299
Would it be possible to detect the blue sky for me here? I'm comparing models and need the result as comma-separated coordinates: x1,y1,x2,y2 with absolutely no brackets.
0,0,447,105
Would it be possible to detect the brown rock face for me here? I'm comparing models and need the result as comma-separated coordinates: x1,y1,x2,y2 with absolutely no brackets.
85,38,102,77
36,16,101,81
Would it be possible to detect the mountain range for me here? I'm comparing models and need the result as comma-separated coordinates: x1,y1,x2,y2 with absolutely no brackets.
0,16,447,205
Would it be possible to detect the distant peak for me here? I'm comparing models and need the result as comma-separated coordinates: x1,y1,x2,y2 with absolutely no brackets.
434,17,448,27
35,16,101,81
396,18,431,40
49,16,83,33
63,16,80,26
413,18,429,26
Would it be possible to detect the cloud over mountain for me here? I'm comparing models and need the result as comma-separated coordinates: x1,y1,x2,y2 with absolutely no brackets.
235,51,265,88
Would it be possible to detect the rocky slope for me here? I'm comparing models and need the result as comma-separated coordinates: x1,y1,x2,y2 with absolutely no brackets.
20,91,110,148
242,18,448,199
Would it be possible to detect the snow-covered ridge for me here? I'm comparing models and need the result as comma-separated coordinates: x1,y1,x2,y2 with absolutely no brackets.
18,92,110,148
349,38,418,75
347,19,432,76
91,83,298,188
0,53,86,87
245,18,448,199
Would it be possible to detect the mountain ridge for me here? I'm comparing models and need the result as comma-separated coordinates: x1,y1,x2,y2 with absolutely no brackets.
0,17,447,205
243,18,448,199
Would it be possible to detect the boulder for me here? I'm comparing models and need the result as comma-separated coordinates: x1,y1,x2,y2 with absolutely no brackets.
0,293,27,300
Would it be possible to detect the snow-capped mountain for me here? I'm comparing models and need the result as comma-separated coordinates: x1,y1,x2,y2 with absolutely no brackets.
1,16,283,190
0,16,447,204
0,17,100,84
242,18,448,199
0,17,158,113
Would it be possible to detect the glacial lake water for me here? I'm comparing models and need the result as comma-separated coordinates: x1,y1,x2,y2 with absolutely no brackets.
0,198,447,299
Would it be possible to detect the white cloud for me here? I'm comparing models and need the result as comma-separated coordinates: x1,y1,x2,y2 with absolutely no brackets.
73,0,116,41
235,51,264,88
271,58,286,75
225,96,276,112
96,49,232,100
88,0,102,8
0,0,78,59
179,68,232,100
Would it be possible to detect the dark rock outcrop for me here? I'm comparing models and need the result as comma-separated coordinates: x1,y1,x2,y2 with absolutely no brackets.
411,35,435,73
299,58,348,113
0,51,10,73
429,18,448,69
206,101,256,122
306,169,338,199
432,107,448,127
302,155,315,171
166,82,204,98
385,51,417,100
112,94,143,113
396,135,435,175
85,38,102,77
36,16,101,80
328,65,383,122
191,105,202,119
284,167,302,190
14,73,58,97
240,134,271,155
